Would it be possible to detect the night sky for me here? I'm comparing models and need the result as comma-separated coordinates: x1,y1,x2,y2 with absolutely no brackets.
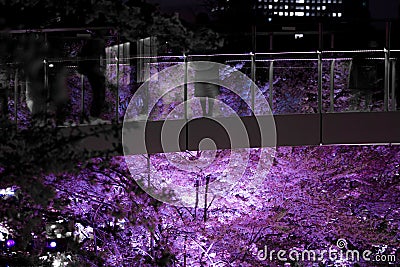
369,0,399,19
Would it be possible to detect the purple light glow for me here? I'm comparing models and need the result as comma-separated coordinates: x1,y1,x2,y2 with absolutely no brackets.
49,241,57,248
6,239,15,248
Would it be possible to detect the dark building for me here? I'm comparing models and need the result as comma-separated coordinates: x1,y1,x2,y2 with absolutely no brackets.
210,0,372,51
212,0,368,21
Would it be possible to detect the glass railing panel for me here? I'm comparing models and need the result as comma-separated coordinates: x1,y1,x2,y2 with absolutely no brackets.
217,54,253,117
323,50,386,112
261,56,319,115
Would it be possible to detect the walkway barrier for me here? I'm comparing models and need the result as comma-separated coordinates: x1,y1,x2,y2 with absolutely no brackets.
1,31,400,150
1,46,399,128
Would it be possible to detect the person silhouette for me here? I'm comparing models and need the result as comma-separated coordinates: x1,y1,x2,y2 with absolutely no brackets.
77,33,107,124
193,58,220,117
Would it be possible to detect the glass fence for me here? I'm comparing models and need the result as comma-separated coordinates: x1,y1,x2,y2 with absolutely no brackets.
0,45,398,129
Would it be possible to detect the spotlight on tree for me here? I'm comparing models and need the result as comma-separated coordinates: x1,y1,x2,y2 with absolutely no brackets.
48,240,57,248
5,239,15,248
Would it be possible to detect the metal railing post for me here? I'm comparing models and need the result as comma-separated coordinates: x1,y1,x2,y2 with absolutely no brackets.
269,61,274,112
44,33,49,120
44,59,48,119
184,54,188,121
81,73,85,122
116,35,120,122
384,48,390,111
391,59,396,111
317,51,322,114
14,69,18,126
330,59,335,112
250,52,256,111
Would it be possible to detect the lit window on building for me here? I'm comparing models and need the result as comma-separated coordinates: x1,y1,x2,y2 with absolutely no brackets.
279,11,283,15
290,11,294,16
296,0,305,3
338,12,342,17
285,5,288,9
285,12,289,15
317,6,320,10
332,12,336,17
295,11,305,16
269,4,273,8
306,6,310,9
322,5,326,10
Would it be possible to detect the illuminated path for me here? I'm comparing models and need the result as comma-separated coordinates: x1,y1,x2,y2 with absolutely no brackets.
63,111,400,156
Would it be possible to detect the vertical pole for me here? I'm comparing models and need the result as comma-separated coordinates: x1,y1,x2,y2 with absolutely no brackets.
391,60,396,111
330,33,335,49
251,24,256,114
194,179,199,219
384,48,390,111
318,51,322,114
385,21,391,112
81,74,85,122
116,34,120,122
203,175,210,223
184,54,188,151
318,51,323,145
184,54,188,121
14,69,18,126
318,24,324,144
269,61,274,112
183,235,187,267
330,59,335,112
250,52,256,111
44,33,49,119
